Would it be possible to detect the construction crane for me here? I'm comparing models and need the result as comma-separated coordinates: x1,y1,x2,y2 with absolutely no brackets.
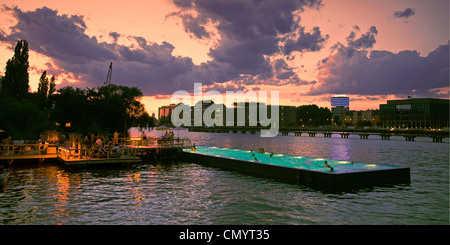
104,62,112,86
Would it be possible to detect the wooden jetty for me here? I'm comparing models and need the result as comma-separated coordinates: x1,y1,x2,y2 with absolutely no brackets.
57,146,141,166
0,143,59,164
0,136,194,166
129,137,193,160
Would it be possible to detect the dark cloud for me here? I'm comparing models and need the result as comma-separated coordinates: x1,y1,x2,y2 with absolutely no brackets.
171,0,325,86
3,6,117,65
394,7,415,18
1,2,326,95
109,31,120,43
310,31,449,97
282,26,329,55
346,26,377,50
274,59,296,80
0,6,196,94
179,13,211,39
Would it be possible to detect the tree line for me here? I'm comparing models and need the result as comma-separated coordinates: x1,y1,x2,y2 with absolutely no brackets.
296,104,332,127
0,40,155,140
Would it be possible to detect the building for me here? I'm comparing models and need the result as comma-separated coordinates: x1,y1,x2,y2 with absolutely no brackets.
231,102,297,129
331,95,350,107
379,98,449,129
279,105,297,129
159,101,305,129
342,109,380,127
158,103,180,126
192,100,226,126
331,95,350,125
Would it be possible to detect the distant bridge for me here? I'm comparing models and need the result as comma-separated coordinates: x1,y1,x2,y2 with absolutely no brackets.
186,126,448,142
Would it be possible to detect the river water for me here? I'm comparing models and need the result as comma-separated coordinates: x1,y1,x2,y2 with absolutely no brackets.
0,130,448,225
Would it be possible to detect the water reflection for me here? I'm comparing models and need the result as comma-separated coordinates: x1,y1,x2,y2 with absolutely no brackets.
53,170,70,225
126,173,145,210
0,131,448,225
330,140,351,160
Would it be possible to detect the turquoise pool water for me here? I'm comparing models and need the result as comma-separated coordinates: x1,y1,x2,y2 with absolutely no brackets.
184,146,400,174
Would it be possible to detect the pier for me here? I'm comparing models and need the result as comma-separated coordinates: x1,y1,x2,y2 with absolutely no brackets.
57,146,141,166
187,126,448,142
0,136,193,166
129,137,193,160
0,143,58,164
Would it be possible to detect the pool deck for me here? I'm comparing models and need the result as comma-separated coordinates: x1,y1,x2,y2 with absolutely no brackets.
183,146,411,192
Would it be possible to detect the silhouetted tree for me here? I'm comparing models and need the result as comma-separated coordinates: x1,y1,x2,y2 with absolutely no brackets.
50,84,155,134
0,96,47,139
2,40,29,99
37,71,49,108
296,105,332,127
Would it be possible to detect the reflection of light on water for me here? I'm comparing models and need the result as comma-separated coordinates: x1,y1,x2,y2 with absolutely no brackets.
337,161,349,164
366,164,377,169
331,142,351,162
53,170,70,225
314,158,325,161
127,173,145,213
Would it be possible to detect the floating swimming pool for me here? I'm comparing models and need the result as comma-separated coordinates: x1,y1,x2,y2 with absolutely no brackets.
183,146,410,192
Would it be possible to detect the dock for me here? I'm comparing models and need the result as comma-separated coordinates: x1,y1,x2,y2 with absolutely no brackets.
0,143,59,164
57,146,141,166
129,137,193,160
0,137,194,166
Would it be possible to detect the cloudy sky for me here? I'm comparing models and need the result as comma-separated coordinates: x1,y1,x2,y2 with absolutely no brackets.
0,0,448,115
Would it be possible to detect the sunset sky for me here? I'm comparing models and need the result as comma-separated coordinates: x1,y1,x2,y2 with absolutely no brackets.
0,0,448,116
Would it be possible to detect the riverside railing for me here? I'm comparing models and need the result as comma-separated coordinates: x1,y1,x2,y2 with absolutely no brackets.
57,146,138,161
127,137,193,149
0,143,57,157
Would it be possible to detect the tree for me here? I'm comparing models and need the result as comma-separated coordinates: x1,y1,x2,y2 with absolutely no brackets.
37,71,49,108
2,40,29,99
50,84,155,135
48,75,56,98
296,105,332,127
0,96,47,139
51,86,92,132
35,71,56,108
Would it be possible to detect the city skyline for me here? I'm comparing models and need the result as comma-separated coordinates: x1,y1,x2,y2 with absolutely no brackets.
0,0,448,115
